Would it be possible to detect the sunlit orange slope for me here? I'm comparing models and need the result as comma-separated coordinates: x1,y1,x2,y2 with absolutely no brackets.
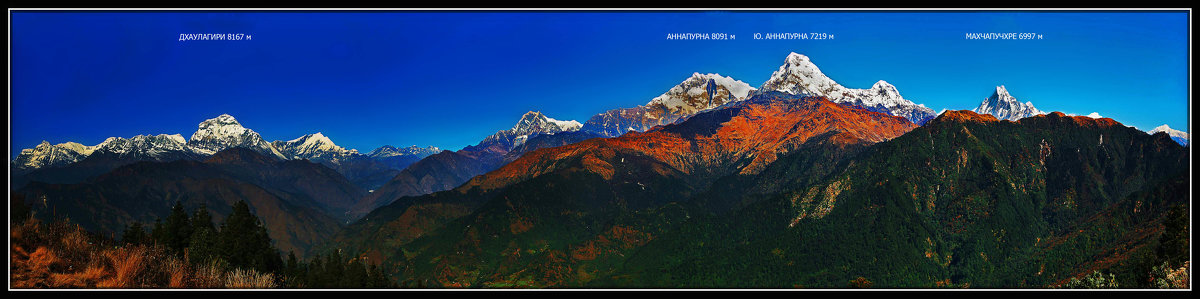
463,92,919,192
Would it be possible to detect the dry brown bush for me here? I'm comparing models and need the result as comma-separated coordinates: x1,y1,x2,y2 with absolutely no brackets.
192,260,227,288
11,216,282,289
224,268,277,289
97,246,148,288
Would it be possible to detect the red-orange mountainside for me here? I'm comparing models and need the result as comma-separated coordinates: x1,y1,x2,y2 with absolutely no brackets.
464,92,918,192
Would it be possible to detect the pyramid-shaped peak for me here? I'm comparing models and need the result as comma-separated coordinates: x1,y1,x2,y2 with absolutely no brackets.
520,111,545,119
1149,124,1189,139
508,110,580,134
785,52,812,64
307,132,333,143
288,132,334,144
994,85,1011,97
203,114,241,125
972,85,1042,121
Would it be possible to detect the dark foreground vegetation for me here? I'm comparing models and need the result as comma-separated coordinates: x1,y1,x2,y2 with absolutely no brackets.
10,196,395,288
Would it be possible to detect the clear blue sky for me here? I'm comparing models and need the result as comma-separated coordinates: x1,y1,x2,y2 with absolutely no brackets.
10,11,1190,157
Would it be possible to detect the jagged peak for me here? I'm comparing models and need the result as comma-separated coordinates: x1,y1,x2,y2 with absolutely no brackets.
517,111,545,123
287,132,332,144
1148,124,1189,139
994,85,1010,98
785,52,812,65
870,80,900,97
191,114,254,142
275,132,349,158
973,86,1042,121
985,85,1018,104
202,114,241,126
759,52,933,124
367,144,442,158
130,133,187,143
872,80,895,89
647,72,755,114
511,111,580,132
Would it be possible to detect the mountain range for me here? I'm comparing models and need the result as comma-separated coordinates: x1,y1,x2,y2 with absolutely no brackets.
11,114,439,191
349,110,587,219
9,51,1190,288
581,73,755,137
758,53,937,125
334,91,1187,288
15,148,360,256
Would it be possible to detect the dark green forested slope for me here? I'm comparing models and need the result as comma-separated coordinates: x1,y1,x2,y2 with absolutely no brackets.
336,107,1187,288
610,111,1188,288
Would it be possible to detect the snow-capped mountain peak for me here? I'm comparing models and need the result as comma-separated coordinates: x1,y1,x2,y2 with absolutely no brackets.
12,133,197,172
481,111,582,150
55,141,99,156
510,111,582,136
187,114,286,159
273,132,351,159
1149,125,1188,139
95,134,191,156
190,114,249,144
1148,124,1189,146
11,141,96,170
293,132,342,152
972,86,1044,121
995,85,1009,95
759,52,935,124
762,52,839,97
367,145,442,158
866,80,905,107
647,72,756,115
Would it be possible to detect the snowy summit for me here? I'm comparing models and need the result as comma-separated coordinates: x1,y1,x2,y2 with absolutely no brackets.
758,52,936,125
188,114,286,159
1148,124,1189,146
971,86,1044,121
482,111,583,150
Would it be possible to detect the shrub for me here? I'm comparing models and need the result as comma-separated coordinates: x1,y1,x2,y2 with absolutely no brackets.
225,269,277,288
1150,261,1189,289
192,259,228,288
1062,271,1119,289
97,246,149,288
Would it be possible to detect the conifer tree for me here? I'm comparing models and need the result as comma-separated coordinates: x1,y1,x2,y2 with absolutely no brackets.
306,254,324,288
325,250,345,286
122,221,148,245
345,259,367,287
163,201,193,253
150,218,164,246
1156,205,1188,266
218,200,282,273
191,203,214,232
188,225,219,264
285,251,300,287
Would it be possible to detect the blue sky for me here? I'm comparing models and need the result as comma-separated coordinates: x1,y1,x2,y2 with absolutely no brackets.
10,11,1190,156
